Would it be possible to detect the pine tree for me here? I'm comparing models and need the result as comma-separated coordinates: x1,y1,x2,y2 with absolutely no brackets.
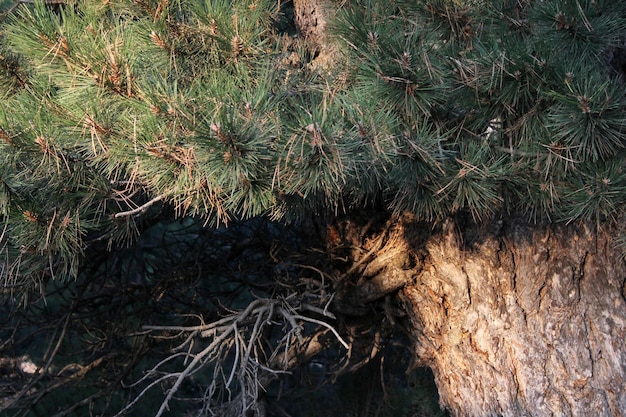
2,0,626,289
1,0,626,416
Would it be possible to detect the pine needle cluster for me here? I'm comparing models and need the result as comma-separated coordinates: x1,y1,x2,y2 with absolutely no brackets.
1,0,626,291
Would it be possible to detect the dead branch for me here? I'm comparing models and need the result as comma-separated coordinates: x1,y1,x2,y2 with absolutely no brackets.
114,194,166,218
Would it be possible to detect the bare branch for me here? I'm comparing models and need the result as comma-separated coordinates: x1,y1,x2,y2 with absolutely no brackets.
114,194,166,218
133,294,348,416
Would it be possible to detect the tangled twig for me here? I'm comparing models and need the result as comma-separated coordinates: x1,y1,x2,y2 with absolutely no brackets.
121,295,347,417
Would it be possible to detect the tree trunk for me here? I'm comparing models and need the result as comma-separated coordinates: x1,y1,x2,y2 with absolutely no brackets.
292,0,337,70
289,2,626,415
293,0,331,50
399,219,626,417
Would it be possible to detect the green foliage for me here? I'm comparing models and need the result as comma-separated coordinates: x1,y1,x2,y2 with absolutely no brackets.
546,66,626,161
333,0,626,227
1,1,625,415
1,0,625,288
335,0,451,122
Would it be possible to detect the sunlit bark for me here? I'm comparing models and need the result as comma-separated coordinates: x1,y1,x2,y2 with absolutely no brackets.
399,219,626,417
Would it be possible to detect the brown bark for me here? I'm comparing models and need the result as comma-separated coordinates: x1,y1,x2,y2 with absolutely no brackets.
398,219,626,417
192,3,626,411
293,0,332,50
292,0,338,70
289,4,626,416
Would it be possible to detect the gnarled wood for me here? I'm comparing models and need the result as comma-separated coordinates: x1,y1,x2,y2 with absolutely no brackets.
400,219,626,417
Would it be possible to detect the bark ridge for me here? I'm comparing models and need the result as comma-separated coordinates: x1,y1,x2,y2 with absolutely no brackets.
400,220,626,417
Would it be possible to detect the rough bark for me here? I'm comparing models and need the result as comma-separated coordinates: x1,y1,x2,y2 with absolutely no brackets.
293,0,331,50
289,2,626,414
399,219,626,417
292,0,338,70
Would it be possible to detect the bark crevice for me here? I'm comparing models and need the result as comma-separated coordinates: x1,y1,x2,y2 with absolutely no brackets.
399,218,626,417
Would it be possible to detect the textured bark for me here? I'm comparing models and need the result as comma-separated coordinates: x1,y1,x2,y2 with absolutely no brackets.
293,0,332,50
289,3,626,415
292,0,337,69
400,219,626,417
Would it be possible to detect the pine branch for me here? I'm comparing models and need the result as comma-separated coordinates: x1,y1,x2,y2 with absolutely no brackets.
113,194,166,218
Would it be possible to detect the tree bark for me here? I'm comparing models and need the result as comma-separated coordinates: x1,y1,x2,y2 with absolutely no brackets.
399,219,626,417
292,0,337,69
289,2,626,415
293,0,331,50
